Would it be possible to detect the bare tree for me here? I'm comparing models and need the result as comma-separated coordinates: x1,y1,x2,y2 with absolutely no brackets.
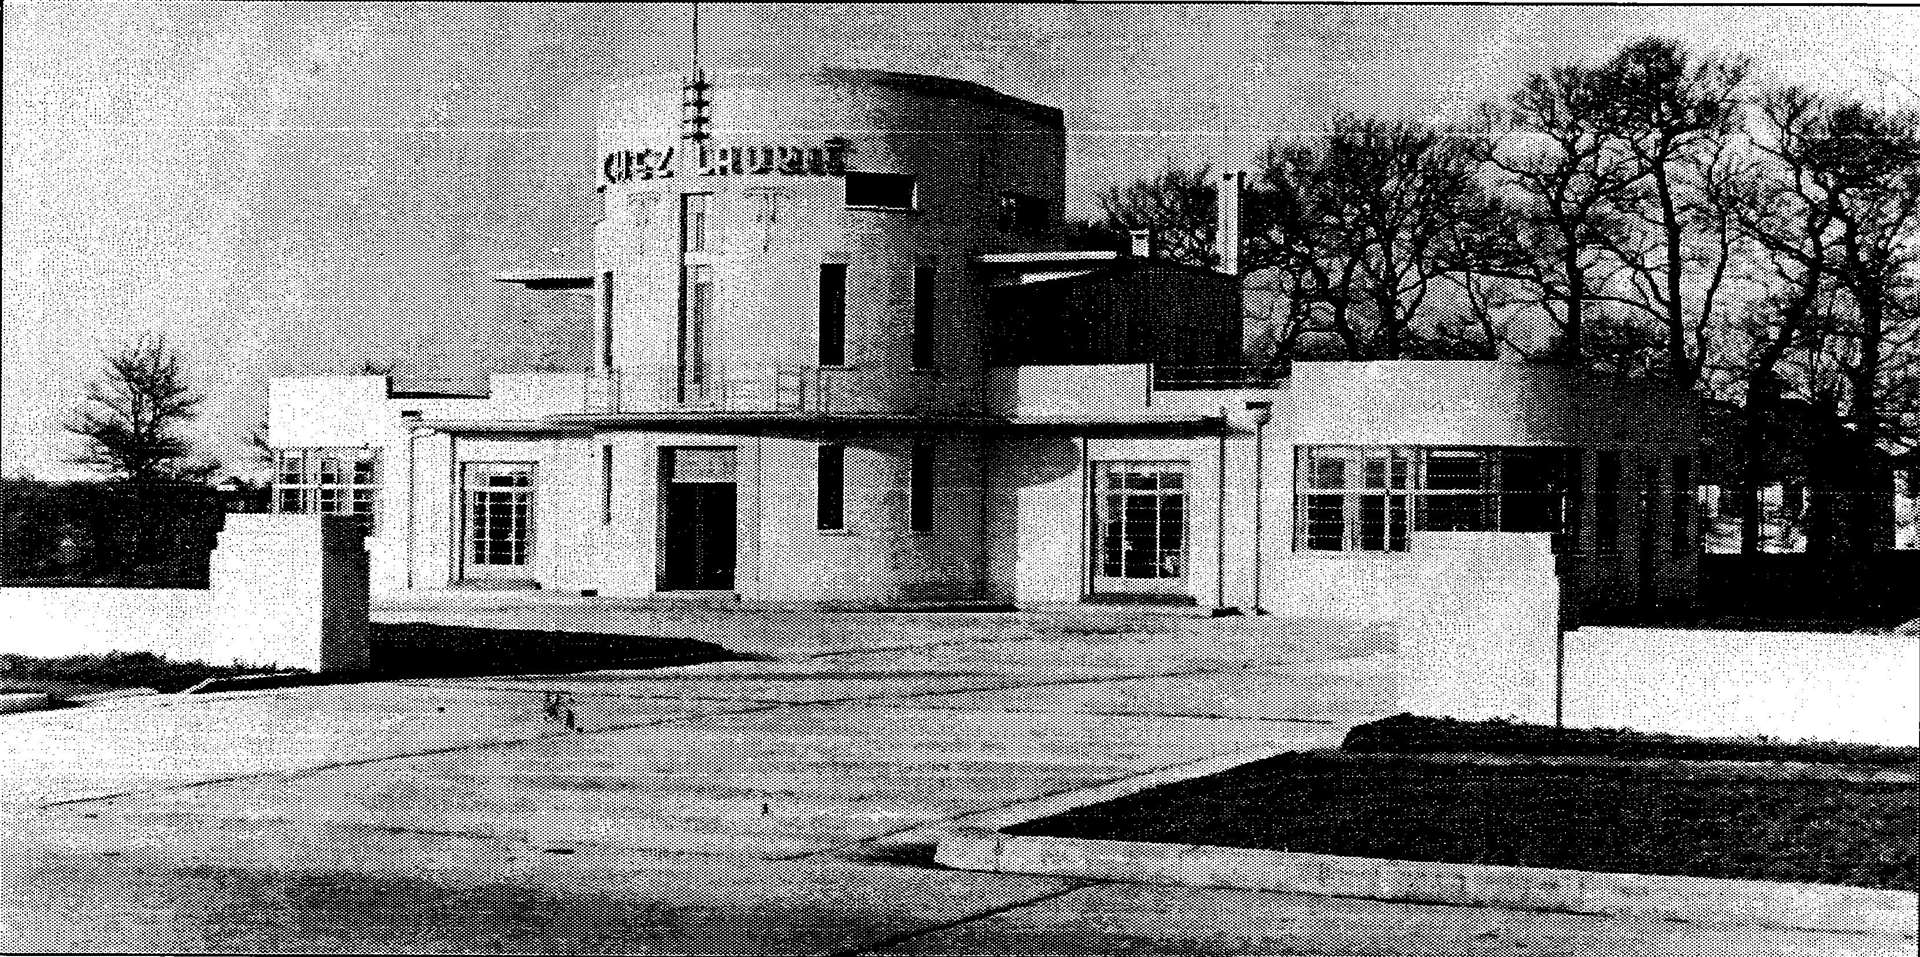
1482,60,1648,366
1591,38,1750,387
63,335,219,483
1730,88,1920,553
1099,162,1220,269
1256,117,1516,359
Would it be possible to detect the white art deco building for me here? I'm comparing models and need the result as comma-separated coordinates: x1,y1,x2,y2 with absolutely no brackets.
270,68,1700,617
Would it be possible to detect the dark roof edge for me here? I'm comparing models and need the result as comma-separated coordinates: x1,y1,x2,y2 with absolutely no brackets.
819,68,1065,128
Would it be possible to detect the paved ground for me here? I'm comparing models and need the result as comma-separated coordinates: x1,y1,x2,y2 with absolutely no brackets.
0,606,1905,954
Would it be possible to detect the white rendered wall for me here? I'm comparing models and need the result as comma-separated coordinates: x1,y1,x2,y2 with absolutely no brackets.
0,515,370,672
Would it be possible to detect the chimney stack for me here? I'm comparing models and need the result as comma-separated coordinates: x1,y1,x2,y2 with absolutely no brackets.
1129,229,1153,258
1217,170,1244,276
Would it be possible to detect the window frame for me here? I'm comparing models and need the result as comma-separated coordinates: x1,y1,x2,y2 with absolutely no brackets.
1292,446,1579,554
273,448,380,526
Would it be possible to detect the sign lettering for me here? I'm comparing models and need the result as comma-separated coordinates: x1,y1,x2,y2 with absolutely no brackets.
604,138,848,184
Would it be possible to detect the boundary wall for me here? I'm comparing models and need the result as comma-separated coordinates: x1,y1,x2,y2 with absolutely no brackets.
0,515,369,672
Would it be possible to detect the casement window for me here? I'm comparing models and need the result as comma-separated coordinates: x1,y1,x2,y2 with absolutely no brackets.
819,264,847,366
1293,447,1578,553
274,449,379,523
817,443,846,531
464,463,533,568
909,443,934,533
912,264,936,370
1596,451,1622,552
1094,462,1190,583
845,172,915,211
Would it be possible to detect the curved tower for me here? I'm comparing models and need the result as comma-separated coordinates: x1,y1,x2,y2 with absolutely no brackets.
593,68,1066,415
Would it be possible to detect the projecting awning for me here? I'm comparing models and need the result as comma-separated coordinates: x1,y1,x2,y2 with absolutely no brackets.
974,250,1120,287
493,271,595,290
413,419,593,435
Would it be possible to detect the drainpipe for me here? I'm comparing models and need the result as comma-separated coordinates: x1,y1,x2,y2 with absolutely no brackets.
1215,411,1228,611
1245,400,1273,614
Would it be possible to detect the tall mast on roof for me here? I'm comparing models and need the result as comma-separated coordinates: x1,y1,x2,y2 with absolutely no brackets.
681,2,711,144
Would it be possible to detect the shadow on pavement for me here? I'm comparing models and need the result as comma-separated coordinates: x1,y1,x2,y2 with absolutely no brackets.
191,622,747,693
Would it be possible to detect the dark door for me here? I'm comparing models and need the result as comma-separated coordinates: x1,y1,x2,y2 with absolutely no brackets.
660,448,737,591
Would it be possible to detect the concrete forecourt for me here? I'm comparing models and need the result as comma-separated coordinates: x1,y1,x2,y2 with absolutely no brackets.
1,608,1907,955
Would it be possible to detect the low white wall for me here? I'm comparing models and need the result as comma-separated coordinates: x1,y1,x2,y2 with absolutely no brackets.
0,515,370,672
1564,627,1918,746
1394,554,1919,745
0,588,221,661
1394,532,1562,723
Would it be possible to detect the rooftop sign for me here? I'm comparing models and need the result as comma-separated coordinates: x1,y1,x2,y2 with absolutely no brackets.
604,139,850,184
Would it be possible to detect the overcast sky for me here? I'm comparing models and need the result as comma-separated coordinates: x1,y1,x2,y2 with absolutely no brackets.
6,2,1917,479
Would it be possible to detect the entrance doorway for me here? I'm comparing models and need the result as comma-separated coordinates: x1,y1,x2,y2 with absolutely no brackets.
1091,461,1189,596
461,462,535,582
659,447,737,591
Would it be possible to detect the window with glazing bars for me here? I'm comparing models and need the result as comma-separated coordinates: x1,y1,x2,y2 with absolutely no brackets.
1294,447,1577,552
466,464,532,566
274,449,379,523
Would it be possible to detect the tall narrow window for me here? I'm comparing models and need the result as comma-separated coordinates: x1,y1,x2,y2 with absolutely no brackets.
1671,455,1692,556
912,264,936,370
681,264,713,400
601,445,614,525
1596,451,1622,552
819,263,847,366
679,194,713,403
680,192,710,253
909,443,934,533
600,271,615,371
817,443,845,531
